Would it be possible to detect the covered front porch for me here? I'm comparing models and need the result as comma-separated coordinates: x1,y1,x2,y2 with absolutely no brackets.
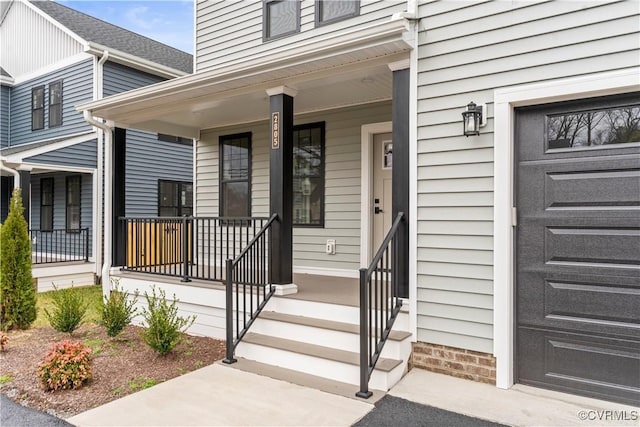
78,16,414,395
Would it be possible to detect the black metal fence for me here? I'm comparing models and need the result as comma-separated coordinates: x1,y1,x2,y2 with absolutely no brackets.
30,228,90,264
223,214,277,363
119,216,271,282
357,212,404,398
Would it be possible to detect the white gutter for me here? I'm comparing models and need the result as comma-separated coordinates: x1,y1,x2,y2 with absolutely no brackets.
83,110,112,296
0,160,20,188
93,50,109,287
85,43,187,79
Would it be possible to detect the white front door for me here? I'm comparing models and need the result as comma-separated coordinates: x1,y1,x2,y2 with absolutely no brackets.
372,133,393,254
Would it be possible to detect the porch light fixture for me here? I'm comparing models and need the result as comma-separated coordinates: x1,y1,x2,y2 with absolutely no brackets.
462,101,486,137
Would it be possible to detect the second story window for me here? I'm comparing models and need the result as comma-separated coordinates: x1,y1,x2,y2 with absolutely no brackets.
49,81,62,127
32,86,45,130
264,0,300,41
316,0,359,26
158,133,193,146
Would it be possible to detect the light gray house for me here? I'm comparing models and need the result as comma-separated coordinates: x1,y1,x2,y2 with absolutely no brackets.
0,0,193,290
78,0,639,406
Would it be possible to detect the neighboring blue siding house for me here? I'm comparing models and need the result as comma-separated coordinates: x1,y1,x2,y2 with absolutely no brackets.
0,0,193,290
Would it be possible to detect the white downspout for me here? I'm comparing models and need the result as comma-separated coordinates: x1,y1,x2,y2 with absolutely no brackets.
83,110,112,296
93,51,109,287
0,161,20,188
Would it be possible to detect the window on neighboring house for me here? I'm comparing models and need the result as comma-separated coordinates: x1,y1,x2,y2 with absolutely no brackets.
263,0,300,41
32,86,45,130
293,122,325,227
49,80,62,127
157,133,193,146
316,0,359,26
40,178,54,231
219,133,251,217
66,176,81,231
158,180,193,217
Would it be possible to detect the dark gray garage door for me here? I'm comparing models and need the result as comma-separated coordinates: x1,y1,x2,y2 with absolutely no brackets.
515,93,640,406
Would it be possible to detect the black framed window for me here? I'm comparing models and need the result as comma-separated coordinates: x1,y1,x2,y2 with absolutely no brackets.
40,178,54,231
219,133,251,217
158,180,193,217
32,86,44,130
263,0,300,41
316,0,359,26
158,133,193,146
49,80,62,127
293,122,325,227
66,175,81,231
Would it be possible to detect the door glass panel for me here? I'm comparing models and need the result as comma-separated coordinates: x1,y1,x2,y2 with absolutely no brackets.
547,105,640,149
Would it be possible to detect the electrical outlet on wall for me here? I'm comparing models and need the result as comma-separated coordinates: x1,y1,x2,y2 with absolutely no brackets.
326,239,336,255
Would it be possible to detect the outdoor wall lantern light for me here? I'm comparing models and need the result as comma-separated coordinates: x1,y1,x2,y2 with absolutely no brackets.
462,101,487,137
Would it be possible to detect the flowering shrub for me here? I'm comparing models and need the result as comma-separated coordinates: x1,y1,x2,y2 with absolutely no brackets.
36,340,93,391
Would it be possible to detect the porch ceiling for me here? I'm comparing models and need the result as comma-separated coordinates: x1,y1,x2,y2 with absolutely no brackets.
77,18,412,139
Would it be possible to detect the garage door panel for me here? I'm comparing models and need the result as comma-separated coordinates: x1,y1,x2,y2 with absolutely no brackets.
518,328,640,406
518,271,640,338
545,226,640,267
544,168,640,211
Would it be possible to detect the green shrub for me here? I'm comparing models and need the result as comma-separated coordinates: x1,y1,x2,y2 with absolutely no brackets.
140,286,195,355
0,189,36,330
44,285,88,334
100,280,138,337
37,340,93,391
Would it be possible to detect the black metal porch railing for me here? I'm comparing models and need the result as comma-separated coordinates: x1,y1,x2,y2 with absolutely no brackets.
357,212,404,398
223,213,278,364
29,228,90,264
119,216,271,282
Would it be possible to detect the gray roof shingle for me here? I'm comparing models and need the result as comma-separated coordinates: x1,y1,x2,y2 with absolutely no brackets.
30,1,192,74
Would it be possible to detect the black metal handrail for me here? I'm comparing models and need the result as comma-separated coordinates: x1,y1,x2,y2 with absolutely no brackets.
223,213,278,364
357,212,404,398
29,228,90,264
118,216,270,282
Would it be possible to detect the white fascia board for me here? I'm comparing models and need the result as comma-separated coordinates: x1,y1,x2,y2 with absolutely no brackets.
85,43,187,79
19,0,87,46
0,77,14,86
3,132,97,163
17,162,95,174
12,52,94,85
77,17,411,114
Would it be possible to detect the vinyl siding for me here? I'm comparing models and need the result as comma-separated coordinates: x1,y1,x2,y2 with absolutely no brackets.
197,102,391,272
103,61,164,96
125,130,193,216
9,59,93,146
25,139,97,169
195,0,407,72
0,85,9,148
415,0,640,353
0,0,84,79
31,172,93,256
103,61,192,217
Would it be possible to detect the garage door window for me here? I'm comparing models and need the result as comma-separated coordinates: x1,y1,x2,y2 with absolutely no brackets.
547,104,640,149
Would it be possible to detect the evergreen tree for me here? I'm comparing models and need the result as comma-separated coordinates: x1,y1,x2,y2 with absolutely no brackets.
1,188,36,330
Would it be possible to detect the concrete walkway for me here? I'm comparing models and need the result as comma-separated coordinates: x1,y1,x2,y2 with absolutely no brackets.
391,370,639,427
66,364,639,427
67,363,373,426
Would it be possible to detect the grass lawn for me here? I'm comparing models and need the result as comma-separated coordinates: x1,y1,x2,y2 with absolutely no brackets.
33,285,103,328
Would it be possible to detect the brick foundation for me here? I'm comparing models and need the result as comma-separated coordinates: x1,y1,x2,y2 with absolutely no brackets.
411,342,496,385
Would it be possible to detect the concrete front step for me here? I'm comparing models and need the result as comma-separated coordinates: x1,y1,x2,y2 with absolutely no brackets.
251,310,410,358
222,358,386,402
235,332,405,391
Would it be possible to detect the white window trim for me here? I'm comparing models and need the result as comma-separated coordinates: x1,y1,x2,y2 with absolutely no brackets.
492,67,640,389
